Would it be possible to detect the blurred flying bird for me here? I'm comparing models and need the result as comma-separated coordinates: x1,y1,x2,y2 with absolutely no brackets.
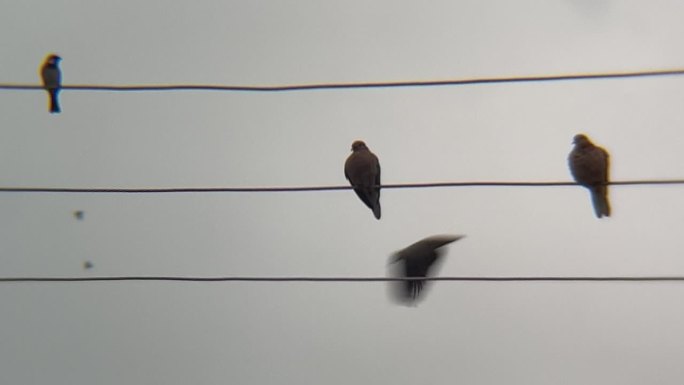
388,234,465,304
568,134,611,218
83,261,93,270
73,210,84,220
40,54,62,113
344,140,381,219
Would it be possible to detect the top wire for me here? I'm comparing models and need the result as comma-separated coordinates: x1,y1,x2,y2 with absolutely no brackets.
2,68,684,93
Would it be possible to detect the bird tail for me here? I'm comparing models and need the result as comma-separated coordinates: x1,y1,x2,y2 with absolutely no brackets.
590,186,611,218
372,202,381,220
49,89,60,113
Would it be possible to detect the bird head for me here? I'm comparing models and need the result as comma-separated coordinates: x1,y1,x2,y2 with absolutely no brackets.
46,54,62,65
572,134,592,146
350,140,368,152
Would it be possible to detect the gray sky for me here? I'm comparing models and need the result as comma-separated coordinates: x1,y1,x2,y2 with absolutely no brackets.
2,1,684,384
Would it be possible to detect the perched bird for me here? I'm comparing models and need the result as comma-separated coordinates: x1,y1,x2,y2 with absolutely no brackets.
344,140,381,219
40,54,62,113
388,234,465,304
568,134,611,218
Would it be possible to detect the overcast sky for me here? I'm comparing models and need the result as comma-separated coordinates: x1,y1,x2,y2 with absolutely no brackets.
2,1,684,384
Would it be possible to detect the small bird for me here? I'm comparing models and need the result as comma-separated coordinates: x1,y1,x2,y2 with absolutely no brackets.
83,261,93,270
40,54,62,113
344,140,381,219
73,210,84,220
388,234,465,304
568,134,611,218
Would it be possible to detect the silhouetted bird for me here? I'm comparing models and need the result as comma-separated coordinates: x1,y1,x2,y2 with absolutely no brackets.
568,134,611,218
40,54,62,113
389,234,465,304
344,140,381,219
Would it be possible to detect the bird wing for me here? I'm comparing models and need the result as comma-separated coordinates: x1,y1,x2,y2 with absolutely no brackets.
345,151,378,210
599,146,609,183
374,159,381,196
415,234,465,250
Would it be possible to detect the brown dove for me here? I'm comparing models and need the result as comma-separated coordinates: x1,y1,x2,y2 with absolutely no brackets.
568,134,611,218
40,54,62,113
388,234,465,304
344,140,381,219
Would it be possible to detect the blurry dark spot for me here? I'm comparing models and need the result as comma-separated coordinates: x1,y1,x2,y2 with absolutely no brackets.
388,234,465,305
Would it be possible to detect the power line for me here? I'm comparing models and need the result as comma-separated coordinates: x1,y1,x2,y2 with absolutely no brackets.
0,179,683,194
2,68,684,93
1,276,684,283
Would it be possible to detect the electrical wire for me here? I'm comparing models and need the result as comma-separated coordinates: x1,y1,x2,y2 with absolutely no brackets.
2,68,684,93
0,179,682,194
1,276,684,283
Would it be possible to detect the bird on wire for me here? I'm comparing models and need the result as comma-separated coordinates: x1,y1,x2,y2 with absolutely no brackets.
388,234,465,305
568,134,611,218
344,140,381,219
40,54,62,113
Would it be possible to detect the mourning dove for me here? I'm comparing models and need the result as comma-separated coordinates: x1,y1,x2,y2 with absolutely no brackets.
40,54,62,113
344,140,381,219
568,134,611,218
388,234,465,304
